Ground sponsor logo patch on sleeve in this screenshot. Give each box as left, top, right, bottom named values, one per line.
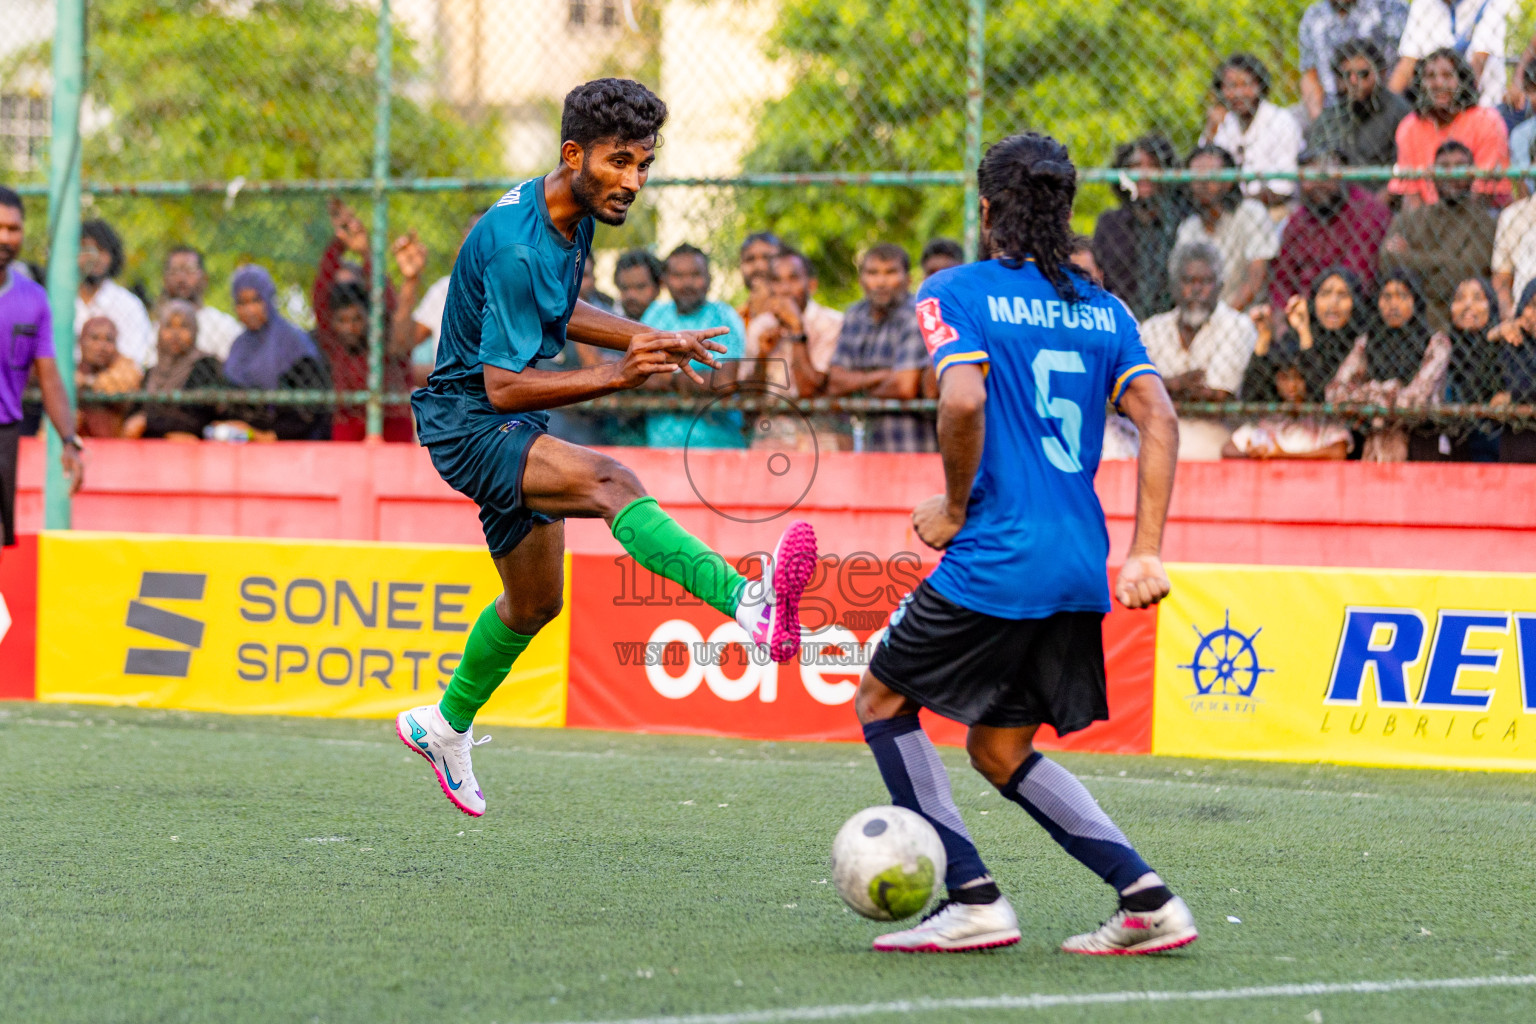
left=915, top=297, right=960, bottom=353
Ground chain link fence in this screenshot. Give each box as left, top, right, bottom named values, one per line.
left=7, top=0, right=1536, bottom=463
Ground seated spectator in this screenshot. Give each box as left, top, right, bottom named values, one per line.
left=1381, top=140, right=1497, bottom=331
left=1225, top=337, right=1353, bottom=459
left=817, top=243, right=933, bottom=452
left=1092, top=134, right=1190, bottom=317
left=1068, top=235, right=1103, bottom=285
left=1390, top=48, right=1510, bottom=208
left=75, top=218, right=154, bottom=369
left=1139, top=241, right=1257, bottom=459
left=1327, top=269, right=1443, bottom=459
left=1177, top=145, right=1278, bottom=312
left=1491, top=150, right=1536, bottom=314
left=160, top=246, right=241, bottom=360
left=614, top=248, right=664, bottom=322
left=1200, top=53, right=1302, bottom=203
left=1505, top=63, right=1536, bottom=188
left=393, top=213, right=480, bottom=387
left=1299, top=0, right=1409, bottom=119
left=641, top=243, right=747, bottom=449
left=75, top=315, right=142, bottom=437
left=225, top=265, right=331, bottom=441
left=919, top=237, right=964, bottom=279
left=1273, top=267, right=1373, bottom=398
left=315, top=199, right=396, bottom=354
left=1306, top=39, right=1413, bottom=171
left=579, top=256, right=616, bottom=313
left=123, top=300, right=224, bottom=440
left=1403, top=276, right=1501, bottom=459
left=1273, top=147, right=1392, bottom=310
left=1391, top=0, right=1514, bottom=109
left=1489, top=278, right=1536, bottom=460
left=736, top=231, right=783, bottom=325
left=744, top=248, right=844, bottom=451
left=317, top=280, right=414, bottom=442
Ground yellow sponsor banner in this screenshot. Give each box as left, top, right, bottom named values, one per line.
left=1153, top=564, right=1536, bottom=771
left=36, top=532, right=567, bottom=727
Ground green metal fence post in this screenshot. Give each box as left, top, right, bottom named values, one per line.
left=961, top=0, right=985, bottom=261
left=44, top=0, right=85, bottom=529
left=366, top=0, right=393, bottom=440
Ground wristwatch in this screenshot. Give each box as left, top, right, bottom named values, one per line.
left=63, top=436, right=84, bottom=451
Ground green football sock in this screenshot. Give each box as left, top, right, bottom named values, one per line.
left=438, top=602, right=534, bottom=732
left=610, top=496, right=746, bottom=617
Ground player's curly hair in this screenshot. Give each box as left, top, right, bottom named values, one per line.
left=561, top=78, right=668, bottom=150
left=978, top=132, right=1080, bottom=303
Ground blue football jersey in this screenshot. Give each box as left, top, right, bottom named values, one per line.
left=412, top=175, right=594, bottom=444
left=915, top=259, right=1158, bottom=618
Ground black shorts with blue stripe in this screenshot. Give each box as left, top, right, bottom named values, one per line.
left=426, top=413, right=561, bottom=558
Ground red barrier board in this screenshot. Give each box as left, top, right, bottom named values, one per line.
left=0, top=535, right=38, bottom=699
left=567, top=553, right=1153, bottom=752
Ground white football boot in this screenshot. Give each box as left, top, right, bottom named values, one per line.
left=734, top=520, right=818, bottom=664
left=395, top=704, right=490, bottom=817
left=872, top=896, right=1022, bottom=953
left=1061, top=895, right=1199, bottom=955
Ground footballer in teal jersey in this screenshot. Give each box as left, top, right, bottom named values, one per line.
left=397, top=79, right=818, bottom=818
left=853, top=133, right=1199, bottom=956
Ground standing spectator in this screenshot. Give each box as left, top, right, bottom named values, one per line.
left=614, top=249, right=664, bottom=321
left=744, top=249, right=844, bottom=450
left=1382, top=140, right=1497, bottom=331
left=160, top=246, right=241, bottom=360
left=75, top=218, right=154, bottom=369
left=1138, top=241, right=1257, bottom=459
left=1391, top=0, right=1517, bottom=109
left=816, top=244, right=934, bottom=452
left=0, top=186, right=80, bottom=548
left=736, top=231, right=783, bottom=325
left=1177, top=145, right=1279, bottom=312
left=393, top=213, right=480, bottom=388
left=1390, top=48, right=1511, bottom=207
left=317, top=280, right=414, bottom=442
left=579, top=257, right=617, bottom=313
left=74, top=316, right=142, bottom=438
left=225, top=265, right=331, bottom=441
left=1506, top=63, right=1536, bottom=189
left=1092, top=134, right=1191, bottom=317
left=1272, top=147, right=1393, bottom=309
left=640, top=244, right=746, bottom=449
left=1306, top=39, right=1413, bottom=170
left=1200, top=53, right=1303, bottom=203
left=1492, top=117, right=1536, bottom=315
left=123, top=301, right=224, bottom=440
left=1327, top=269, right=1443, bottom=459
left=314, top=199, right=396, bottom=351
left=1225, top=336, right=1354, bottom=459
left=1299, top=0, right=1410, bottom=118
left=919, top=237, right=964, bottom=279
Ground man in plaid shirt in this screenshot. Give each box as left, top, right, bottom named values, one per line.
left=820, top=243, right=936, bottom=452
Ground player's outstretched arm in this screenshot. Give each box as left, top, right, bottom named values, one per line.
left=483, top=334, right=715, bottom=413
left=1114, top=372, right=1179, bottom=609
left=567, top=299, right=728, bottom=378
left=912, top=363, right=986, bottom=550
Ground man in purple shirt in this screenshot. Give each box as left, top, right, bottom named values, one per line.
left=1270, top=147, right=1392, bottom=310
left=0, top=186, right=82, bottom=551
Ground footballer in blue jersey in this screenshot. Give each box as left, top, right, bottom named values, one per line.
left=854, top=133, right=1198, bottom=956
left=395, top=79, right=818, bottom=819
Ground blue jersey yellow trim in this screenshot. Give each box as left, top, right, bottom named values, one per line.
left=935, top=350, right=990, bottom=376
left=1111, top=363, right=1159, bottom=405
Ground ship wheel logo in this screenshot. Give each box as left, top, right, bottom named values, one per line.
left=1180, top=610, right=1273, bottom=697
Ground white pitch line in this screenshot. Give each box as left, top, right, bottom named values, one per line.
left=538, top=975, right=1536, bottom=1024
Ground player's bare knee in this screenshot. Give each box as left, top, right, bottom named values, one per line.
left=590, top=457, right=646, bottom=519
left=496, top=589, right=564, bottom=635
left=966, top=733, right=1031, bottom=788
left=855, top=672, right=911, bottom=725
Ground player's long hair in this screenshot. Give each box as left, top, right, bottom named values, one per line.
left=978, top=133, right=1081, bottom=303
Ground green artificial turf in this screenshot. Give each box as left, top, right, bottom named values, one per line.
left=3, top=701, right=1534, bottom=1024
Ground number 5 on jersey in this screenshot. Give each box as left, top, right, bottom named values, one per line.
left=1032, top=349, right=1086, bottom=473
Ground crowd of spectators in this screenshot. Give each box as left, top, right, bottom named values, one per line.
left=9, top=3, right=1536, bottom=464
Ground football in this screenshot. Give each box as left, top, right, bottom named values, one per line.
left=830, top=806, right=947, bottom=921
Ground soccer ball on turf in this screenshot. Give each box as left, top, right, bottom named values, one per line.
left=830, top=806, right=946, bottom=921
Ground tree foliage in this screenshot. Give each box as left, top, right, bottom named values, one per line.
left=740, top=0, right=1313, bottom=302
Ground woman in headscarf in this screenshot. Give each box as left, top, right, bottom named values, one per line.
left=1327, top=269, right=1440, bottom=461
left=1407, top=277, right=1502, bottom=461
left=1278, top=266, right=1369, bottom=399
left=1490, top=278, right=1536, bottom=462
left=224, top=264, right=331, bottom=440
left=123, top=300, right=224, bottom=439
left=1227, top=326, right=1351, bottom=460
